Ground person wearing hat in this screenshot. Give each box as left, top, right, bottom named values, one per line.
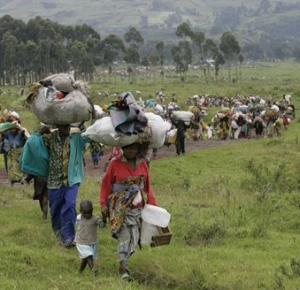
left=100, top=142, right=157, bottom=281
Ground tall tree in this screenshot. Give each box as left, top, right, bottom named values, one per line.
left=148, top=50, right=159, bottom=85
left=124, top=27, right=144, bottom=83
left=0, top=15, right=26, bottom=41
left=171, top=40, right=192, bottom=80
left=124, top=46, right=140, bottom=84
left=214, top=51, right=225, bottom=79
left=100, top=34, right=125, bottom=65
left=74, top=24, right=101, bottom=43
left=155, top=41, right=165, bottom=69
left=175, top=22, right=194, bottom=40
left=124, top=46, right=140, bottom=64
left=99, top=34, right=125, bottom=84
left=42, top=21, right=59, bottom=75
left=155, top=41, right=165, bottom=85
left=238, top=53, right=244, bottom=81
left=17, top=40, right=38, bottom=82
left=203, top=38, right=218, bottom=83
left=67, top=40, right=94, bottom=79
left=0, top=15, right=26, bottom=82
left=192, top=31, right=206, bottom=77
left=219, top=31, right=241, bottom=82
left=124, top=27, right=144, bottom=49
left=1, top=32, right=18, bottom=84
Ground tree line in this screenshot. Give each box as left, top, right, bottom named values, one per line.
left=0, top=15, right=243, bottom=86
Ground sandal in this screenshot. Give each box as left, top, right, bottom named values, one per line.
left=120, top=272, right=132, bottom=281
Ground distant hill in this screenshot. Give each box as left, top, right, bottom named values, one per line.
left=1, top=0, right=300, bottom=55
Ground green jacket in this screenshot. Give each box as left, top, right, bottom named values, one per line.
left=21, top=131, right=89, bottom=188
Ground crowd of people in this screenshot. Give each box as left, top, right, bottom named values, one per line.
left=146, top=93, right=295, bottom=153
left=0, top=106, right=159, bottom=281
left=0, top=88, right=294, bottom=281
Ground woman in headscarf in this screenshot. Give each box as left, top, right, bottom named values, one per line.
left=3, top=125, right=26, bottom=185
left=100, top=142, right=157, bottom=281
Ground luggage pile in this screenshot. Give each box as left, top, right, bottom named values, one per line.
left=82, top=92, right=171, bottom=148
left=26, top=73, right=94, bottom=125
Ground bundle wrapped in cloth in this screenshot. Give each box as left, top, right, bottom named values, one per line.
left=82, top=112, right=171, bottom=148
left=26, top=73, right=94, bottom=125
left=109, top=92, right=148, bottom=135
left=82, top=92, right=171, bottom=148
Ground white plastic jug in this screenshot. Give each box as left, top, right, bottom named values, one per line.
left=141, top=204, right=171, bottom=227
left=140, top=221, right=160, bottom=245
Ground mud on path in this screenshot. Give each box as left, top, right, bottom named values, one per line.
left=0, top=138, right=234, bottom=185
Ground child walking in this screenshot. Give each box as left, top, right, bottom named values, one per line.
left=75, top=199, right=106, bottom=275
left=89, top=141, right=104, bottom=167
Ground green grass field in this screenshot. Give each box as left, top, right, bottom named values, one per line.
left=1, top=61, right=300, bottom=289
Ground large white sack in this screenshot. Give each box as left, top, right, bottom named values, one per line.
left=31, top=87, right=93, bottom=125
left=145, top=112, right=171, bottom=148
left=82, top=116, right=139, bottom=146
left=171, top=110, right=194, bottom=122
left=83, top=113, right=171, bottom=148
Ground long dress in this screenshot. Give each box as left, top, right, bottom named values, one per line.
left=100, top=155, right=157, bottom=272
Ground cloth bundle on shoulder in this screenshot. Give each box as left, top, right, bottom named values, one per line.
left=26, top=73, right=93, bottom=125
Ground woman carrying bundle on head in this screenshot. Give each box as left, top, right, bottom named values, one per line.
left=100, top=142, right=157, bottom=281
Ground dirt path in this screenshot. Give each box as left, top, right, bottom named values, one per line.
left=86, top=138, right=236, bottom=178
left=0, top=138, right=233, bottom=185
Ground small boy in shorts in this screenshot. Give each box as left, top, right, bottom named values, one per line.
left=75, top=199, right=106, bottom=275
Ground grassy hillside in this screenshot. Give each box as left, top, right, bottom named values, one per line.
left=1, top=61, right=300, bottom=289
left=0, top=0, right=299, bottom=46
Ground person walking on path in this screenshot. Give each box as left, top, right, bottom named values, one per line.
left=3, top=124, right=27, bottom=185
left=89, top=140, right=103, bottom=167
left=100, top=142, right=157, bottom=281
left=21, top=124, right=90, bottom=248
left=21, top=174, right=49, bottom=222
left=21, top=126, right=50, bottom=222
left=171, top=119, right=190, bottom=155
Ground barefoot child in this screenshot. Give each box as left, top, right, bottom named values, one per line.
left=75, top=199, right=106, bottom=275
